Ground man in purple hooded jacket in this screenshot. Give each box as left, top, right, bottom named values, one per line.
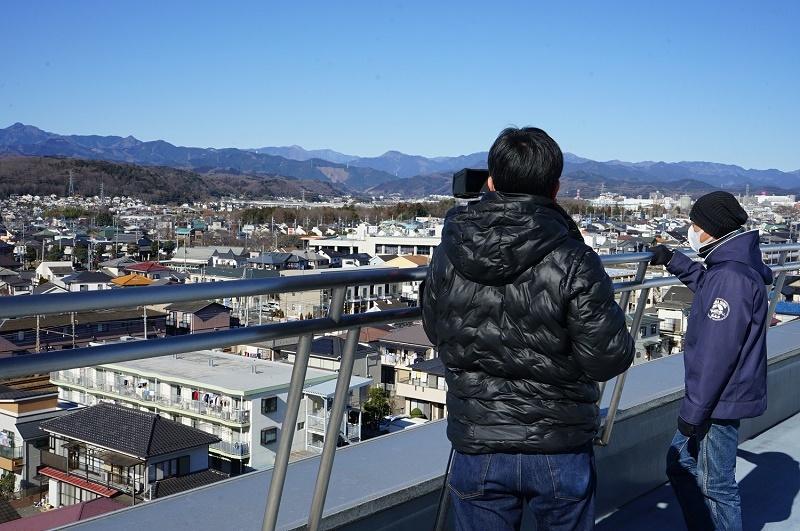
left=650, top=191, right=773, bottom=530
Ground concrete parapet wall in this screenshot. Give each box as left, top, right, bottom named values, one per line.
left=596, top=320, right=800, bottom=517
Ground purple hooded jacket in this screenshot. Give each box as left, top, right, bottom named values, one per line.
left=667, top=229, right=773, bottom=425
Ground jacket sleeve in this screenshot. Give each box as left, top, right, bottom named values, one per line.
left=566, top=249, right=635, bottom=381
left=679, top=269, right=753, bottom=425
left=421, top=266, right=438, bottom=345
left=666, top=251, right=706, bottom=293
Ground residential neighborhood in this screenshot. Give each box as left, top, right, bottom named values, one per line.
left=0, top=187, right=798, bottom=525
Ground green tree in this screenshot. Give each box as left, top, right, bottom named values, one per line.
left=0, top=472, right=15, bottom=500
left=410, top=407, right=427, bottom=419
left=95, top=210, right=114, bottom=227
left=362, top=387, right=392, bottom=429
left=73, top=244, right=88, bottom=265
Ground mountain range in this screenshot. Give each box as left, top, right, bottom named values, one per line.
left=2, top=123, right=799, bottom=200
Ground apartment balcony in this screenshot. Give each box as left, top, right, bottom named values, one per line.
left=395, top=376, right=447, bottom=405
left=53, top=373, right=251, bottom=425
left=0, top=442, right=23, bottom=472
left=40, top=450, right=142, bottom=498
left=4, top=247, right=800, bottom=530
left=210, top=439, right=250, bottom=457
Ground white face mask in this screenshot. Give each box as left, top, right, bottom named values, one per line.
left=688, top=227, right=708, bottom=252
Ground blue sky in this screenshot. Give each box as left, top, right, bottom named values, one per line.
left=2, top=1, right=799, bottom=171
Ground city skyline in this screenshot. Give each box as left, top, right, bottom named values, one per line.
left=2, top=1, right=799, bottom=172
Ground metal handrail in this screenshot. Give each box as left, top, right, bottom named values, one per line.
left=2, top=244, right=799, bottom=529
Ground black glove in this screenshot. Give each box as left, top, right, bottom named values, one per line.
left=677, top=417, right=696, bottom=437
left=650, top=245, right=674, bottom=266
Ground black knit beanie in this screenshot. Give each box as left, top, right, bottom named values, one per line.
left=689, top=191, right=748, bottom=238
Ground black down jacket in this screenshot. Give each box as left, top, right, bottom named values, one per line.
left=422, top=191, right=634, bottom=454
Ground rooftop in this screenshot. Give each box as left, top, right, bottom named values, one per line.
left=63, top=318, right=800, bottom=530
left=40, top=402, right=221, bottom=458
left=102, top=349, right=339, bottom=395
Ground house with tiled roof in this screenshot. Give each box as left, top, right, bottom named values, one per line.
left=38, top=403, right=222, bottom=507
left=39, top=402, right=225, bottom=506
left=31, top=281, right=68, bottom=296
left=290, top=250, right=330, bottom=269
left=377, top=324, right=436, bottom=395
left=97, top=256, right=139, bottom=278
left=34, top=261, right=74, bottom=286
left=247, top=252, right=299, bottom=271
left=369, top=254, right=399, bottom=266
left=382, top=255, right=429, bottom=268
left=341, top=253, right=372, bottom=268
left=0, top=276, right=32, bottom=297
left=163, top=301, right=231, bottom=336
left=0, top=256, right=22, bottom=271
left=123, top=261, right=175, bottom=280
left=60, top=271, right=114, bottom=292
left=0, top=384, right=64, bottom=496
left=316, top=249, right=344, bottom=268
left=167, top=245, right=247, bottom=270
left=397, top=357, right=447, bottom=421
left=110, top=273, right=155, bottom=287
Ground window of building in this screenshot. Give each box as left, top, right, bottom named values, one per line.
left=639, top=326, right=647, bottom=337
left=296, top=422, right=304, bottom=431
left=261, top=427, right=277, bottom=445
left=80, top=285, right=88, bottom=291
left=261, top=396, right=278, bottom=415
left=148, top=455, right=189, bottom=482
left=650, top=324, right=658, bottom=335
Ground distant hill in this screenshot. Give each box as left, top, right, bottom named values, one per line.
left=368, top=169, right=728, bottom=199
left=2, top=123, right=800, bottom=199
left=0, top=123, right=398, bottom=192
left=0, top=156, right=347, bottom=204
left=248, top=145, right=359, bottom=165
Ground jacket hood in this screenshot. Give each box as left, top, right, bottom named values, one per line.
left=705, top=229, right=773, bottom=285
left=441, top=192, right=583, bottom=284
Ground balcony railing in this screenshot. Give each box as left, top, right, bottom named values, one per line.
left=52, top=373, right=252, bottom=424
left=2, top=245, right=800, bottom=530
left=211, top=439, right=250, bottom=457
left=0, top=445, right=23, bottom=460
left=40, top=450, right=139, bottom=494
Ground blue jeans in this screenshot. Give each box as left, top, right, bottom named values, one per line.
left=666, top=419, right=741, bottom=531
left=448, top=443, right=595, bottom=531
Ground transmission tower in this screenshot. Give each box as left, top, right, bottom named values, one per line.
left=68, top=170, right=75, bottom=197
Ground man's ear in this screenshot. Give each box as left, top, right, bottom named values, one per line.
left=487, top=176, right=496, bottom=192
left=551, top=180, right=560, bottom=200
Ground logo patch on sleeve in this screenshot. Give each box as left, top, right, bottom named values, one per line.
left=708, top=298, right=730, bottom=321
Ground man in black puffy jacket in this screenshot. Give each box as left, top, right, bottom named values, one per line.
left=422, top=127, right=635, bottom=531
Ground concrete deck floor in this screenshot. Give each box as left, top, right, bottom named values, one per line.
left=596, top=410, right=800, bottom=530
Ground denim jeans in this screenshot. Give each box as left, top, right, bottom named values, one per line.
left=448, top=443, right=595, bottom=531
left=666, top=419, right=741, bottom=531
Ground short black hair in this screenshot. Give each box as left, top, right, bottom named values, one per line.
left=487, top=127, right=563, bottom=197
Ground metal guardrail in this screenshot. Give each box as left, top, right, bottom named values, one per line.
left=1, top=243, right=799, bottom=530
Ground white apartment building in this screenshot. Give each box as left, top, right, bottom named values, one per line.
left=50, top=350, right=363, bottom=475
left=307, top=224, right=442, bottom=258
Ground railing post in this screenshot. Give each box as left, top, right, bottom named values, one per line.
left=262, top=333, right=313, bottom=531
left=306, top=327, right=361, bottom=531
left=327, top=286, right=347, bottom=323
left=767, top=250, right=789, bottom=328
left=595, top=258, right=650, bottom=446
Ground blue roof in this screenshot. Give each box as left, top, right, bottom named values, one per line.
left=775, top=301, right=800, bottom=315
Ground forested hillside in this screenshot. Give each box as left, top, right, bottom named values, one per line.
left=0, top=156, right=347, bottom=204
